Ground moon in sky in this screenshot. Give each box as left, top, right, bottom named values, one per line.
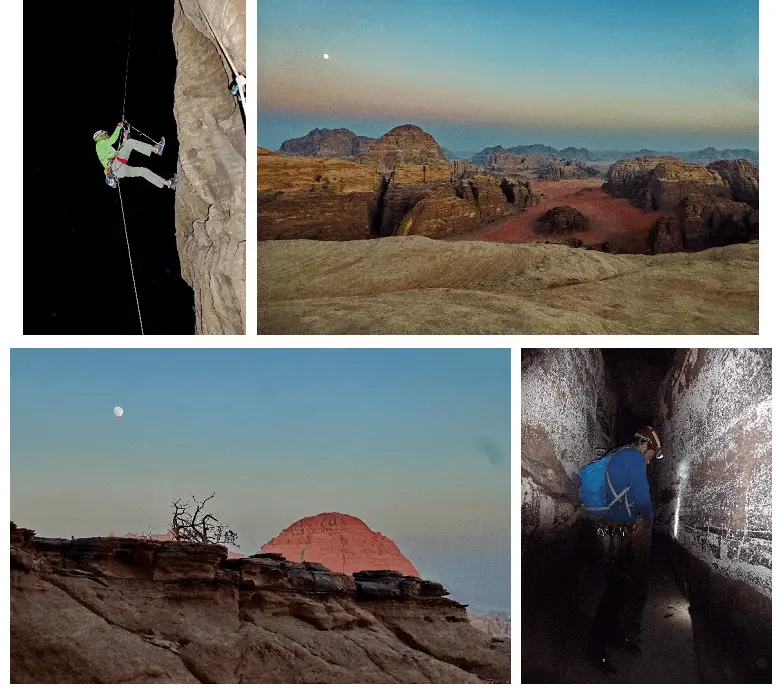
left=113, top=406, right=124, bottom=418
left=323, top=53, right=329, bottom=59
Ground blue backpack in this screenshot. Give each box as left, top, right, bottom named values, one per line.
left=579, top=446, right=633, bottom=519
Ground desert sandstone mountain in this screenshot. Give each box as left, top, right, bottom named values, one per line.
left=11, top=523, right=509, bottom=683
left=260, top=512, right=419, bottom=576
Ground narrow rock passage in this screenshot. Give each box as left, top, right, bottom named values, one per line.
left=522, top=536, right=698, bottom=683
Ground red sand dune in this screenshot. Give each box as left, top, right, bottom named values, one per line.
left=475, top=180, right=665, bottom=254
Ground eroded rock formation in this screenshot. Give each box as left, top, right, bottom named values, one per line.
left=10, top=524, right=509, bottom=683
left=605, top=156, right=759, bottom=253
left=360, top=124, right=448, bottom=170
left=172, top=0, right=245, bottom=333
left=536, top=206, right=589, bottom=235
left=280, top=128, right=377, bottom=158
left=257, top=154, right=383, bottom=240
left=260, top=513, right=420, bottom=577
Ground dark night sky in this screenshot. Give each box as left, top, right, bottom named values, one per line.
left=24, top=1, right=194, bottom=334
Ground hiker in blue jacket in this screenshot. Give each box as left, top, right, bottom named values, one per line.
left=586, top=426, right=662, bottom=675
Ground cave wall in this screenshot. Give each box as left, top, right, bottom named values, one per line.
left=653, top=348, right=771, bottom=599
left=172, top=0, right=246, bottom=334
left=521, top=349, right=616, bottom=550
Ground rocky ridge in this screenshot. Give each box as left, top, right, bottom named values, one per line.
left=280, top=128, right=377, bottom=158
left=11, top=523, right=509, bottom=683
left=172, top=0, right=246, bottom=334
left=260, top=512, right=420, bottom=577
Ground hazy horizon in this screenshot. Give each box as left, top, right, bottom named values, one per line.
left=11, top=349, right=511, bottom=614
left=258, top=0, right=757, bottom=152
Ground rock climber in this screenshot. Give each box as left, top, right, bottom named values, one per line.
left=586, top=426, right=661, bottom=675
left=94, top=122, right=176, bottom=190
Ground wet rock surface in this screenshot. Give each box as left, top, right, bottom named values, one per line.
left=172, top=0, right=246, bottom=333
left=10, top=523, right=509, bottom=683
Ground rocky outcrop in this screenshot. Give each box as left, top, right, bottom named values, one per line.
left=258, top=154, right=383, bottom=240
left=650, top=193, right=754, bottom=253
left=360, top=124, right=448, bottom=170
left=11, top=524, right=509, bottom=683
left=261, top=513, right=419, bottom=577
left=172, top=0, right=245, bottom=334
left=536, top=159, right=604, bottom=180
left=468, top=611, right=511, bottom=640
left=395, top=176, right=537, bottom=239
left=536, top=206, right=589, bottom=235
left=706, top=159, right=759, bottom=208
left=605, top=156, right=758, bottom=253
left=280, top=128, right=377, bottom=158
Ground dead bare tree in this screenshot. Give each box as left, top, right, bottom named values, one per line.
left=168, top=492, right=239, bottom=547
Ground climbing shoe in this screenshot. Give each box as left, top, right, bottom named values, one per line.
left=156, top=136, right=165, bottom=156
left=168, top=173, right=177, bottom=190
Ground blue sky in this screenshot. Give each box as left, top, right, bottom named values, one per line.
left=10, top=348, right=510, bottom=613
left=258, top=0, right=758, bottom=151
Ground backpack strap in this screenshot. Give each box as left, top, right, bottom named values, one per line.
left=604, top=450, right=631, bottom=512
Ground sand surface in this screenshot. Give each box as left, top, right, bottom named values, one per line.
left=461, top=180, right=665, bottom=253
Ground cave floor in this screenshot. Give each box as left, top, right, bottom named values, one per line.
left=521, top=537, right=699, bottom=683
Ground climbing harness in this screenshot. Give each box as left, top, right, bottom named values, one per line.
left=194, top=0, right=247, bottom=118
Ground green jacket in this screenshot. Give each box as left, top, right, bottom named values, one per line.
left=95, top=126, right=122, bottom=170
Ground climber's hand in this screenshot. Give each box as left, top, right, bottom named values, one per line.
left=117, top=121, right=124, bottom=129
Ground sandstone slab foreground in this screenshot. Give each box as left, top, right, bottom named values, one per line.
left=11, top=525, right=509, bottom=683
left=257, top=237, right=758, bottom=334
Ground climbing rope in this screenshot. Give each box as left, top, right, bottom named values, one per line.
left=115, top=4, right=144, bottom=335
left=121, top=4, right=134, bottom=122
left=116, top=181, right=145, bottom=335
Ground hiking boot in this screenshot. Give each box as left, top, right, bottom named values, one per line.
left=156, top=136, right=165, bottom=156
left=168, top=173, right=177, bottom=190
left=587, top=650, right=617, bottom=675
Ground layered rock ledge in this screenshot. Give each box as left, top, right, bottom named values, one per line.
left=11, top=523, right=509, bottom=683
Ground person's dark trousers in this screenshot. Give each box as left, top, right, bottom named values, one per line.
left=588, top=525, right=637, bottom=657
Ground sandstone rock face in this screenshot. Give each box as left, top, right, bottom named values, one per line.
left=536, top=159, right=604, bottom=180
left=604, top=156, right=681, bottom=203
left=605, top=156, right=758, bottom=252
left=536, top=206, right=589, bottom=235
left=706, top=159, right=759, bottom=208
left=650, top=194, right=754, bottom=253
left=258, top=154, right=383, bottom=240
left=258, top=238, right=758, bottom=334
left=260, top=513, right=419, bottom=577
left=172, top=0, right=245, bottom=334
left=11, top=525, right=508, bottom=683
left=468, top=611, right=511, bottom=640
left=395, top=176, right=537, bottom=239
left=280, top=128, right=377, bottom=157
left=360, top=124, right=448, bottom=170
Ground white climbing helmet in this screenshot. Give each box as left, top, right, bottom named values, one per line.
left=93, top=130, right=107, bottom=142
